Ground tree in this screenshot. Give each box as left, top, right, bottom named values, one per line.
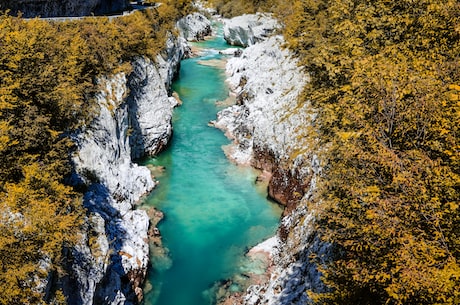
left=0, top=164, right=83, bottom=304
left=277, top=0, right=460, bottom=303
left=0, top=7, right=184, bottom=302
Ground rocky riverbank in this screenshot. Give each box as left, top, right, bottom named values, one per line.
left=213, top=14, right=328, bottom=305
left=63, top=12, right=212, bottom=305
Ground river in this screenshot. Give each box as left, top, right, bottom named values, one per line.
left=142, top=25, right=282, bottom=305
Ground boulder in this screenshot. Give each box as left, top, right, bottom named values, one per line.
left=223, top=13, right=280, bottom=47
left=177, top=12, right=212, bottom=41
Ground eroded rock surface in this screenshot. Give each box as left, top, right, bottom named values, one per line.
left=215, top=15, right=329, bottom=305
left=67, top=73, right=154, bottom=305
left=177, top=12, right=212, bottom=41
left=128, top=57, right=178, bottom=159
left=223, top=13, right=280, bottom=47
left=63, top=13, right=212, bottom=305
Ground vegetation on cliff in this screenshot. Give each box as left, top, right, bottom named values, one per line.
left=215, top=0, right=459, bottom=303
left=281, top=0, right=460, bottom=303
left=0, top=2, right=191, bottom=303
left=208, top=0, right=277, bottom=17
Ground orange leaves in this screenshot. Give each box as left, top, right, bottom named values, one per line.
left=0, top=2, right=198, bottom=302
left=386, top=242, right=460, bottom=304
left=448, top=84, right=460, bottom=102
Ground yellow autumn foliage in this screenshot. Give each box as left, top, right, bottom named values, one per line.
left=0, top=2, right=191, bottom=303
left=276, top=0, right=460, bottom=303
left=208, top=0, right=460, bottom=302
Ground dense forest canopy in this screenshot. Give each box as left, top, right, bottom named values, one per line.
left=283, top=0, right=460, bottom=304
left=213, top=0, right=460, bottom=303
left=0, top=1, right=191, bottom=303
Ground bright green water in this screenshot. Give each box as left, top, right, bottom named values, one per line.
left=142, top=27, right=282, bottom=305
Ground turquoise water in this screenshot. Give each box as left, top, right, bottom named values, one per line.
left=142, top=27, right=282, bottom=305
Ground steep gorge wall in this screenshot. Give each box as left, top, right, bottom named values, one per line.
left=215, top=33, right=313, bottom=212
left=0, top=0, right=129, bottom=17
left=215, top=15, right=328, bottom=304
left=66, top=66, right=161, bottom=305
left=63, top=13, right=211, bottom=305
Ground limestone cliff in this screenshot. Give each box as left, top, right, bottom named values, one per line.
left=215, top=35, right=313, bottom=211
left=128, top=55, right=179, bottom=159
left=62, top=13, right=211, bottom=305
left=222, top=13, right=279, bottom=47
left=215, top=14, right=328, bottom=305
left=177, top=12, right=212, bottom=41
left=0, top=0, right=129, bottom=17
left=66, top=64, right=164, bottom=305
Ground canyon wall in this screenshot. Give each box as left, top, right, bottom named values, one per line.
left=215, top=15, right=329, bottom=304
left=62, top=13, right=210, bottom=305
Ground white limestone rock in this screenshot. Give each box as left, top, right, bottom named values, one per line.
left=69, top=73, right=155, bottom=304
left=119, top=210, right=150, bottom=272
left=223, top=13, right=280, bottom=47
left=193, top=0, right=217, bottom=16
left=63, top=212, right=110, bottom=305
left=156, top=33, right=187, bottom=89
left=128, top=14, right=213, bottom=158
left=248, top=236, right=279, bottom=258
left=215, top=30, right=328, bottom=305
left=73, top=74, right=155, bottom=212
left=214, top=35, right=311, bottom=164
left=177, top=12, right=212, bottom=41
left=243, top=204, right=329, bottom=305
left=219, top=48, right=243, bottom=56
left=65, top=13, right=209, bottom=304
left=128, top=57, right=177, bottom=159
